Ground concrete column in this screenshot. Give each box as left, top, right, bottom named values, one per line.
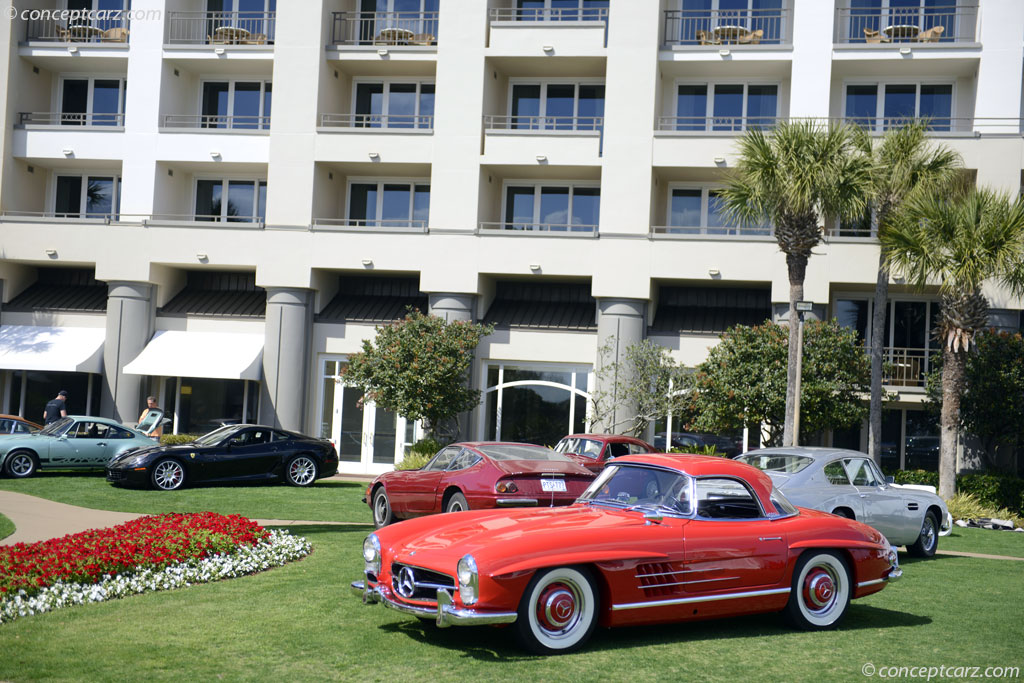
left=594, top=297, right=647, bottom=433
left=428, top=292, right=475, bottom=322
left=788, top=1, right=834, bottom=119
left=101, top=281, right=154, bottom=422
left=260, top=287, right=312, bottom=431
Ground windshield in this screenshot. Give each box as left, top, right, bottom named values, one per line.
left=738, top=453, right=814, bottom=474
left=553, top=437, right=603, bottom=459
left=193, top=424, right=243, bottom=446
left=39, top=417, right=73, bottom=436
left=579, top=464, right=692, bottom=515
left=477, top=445, right=574, bottom=462
left=771, top=489, right=799, bottom=516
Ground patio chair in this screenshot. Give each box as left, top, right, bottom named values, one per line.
left=915, top=25, right=944, bottom=42
left=241, top=33, right=267, bottom=45
left=863, top=28, right=890, bottom=44
left=408, top=32, right=436, bottom=46
left=207, top=34, right=230, bottom=45
left=101, top=27, right=129, bottom=42
left=738, top=28, right=763, bottom=45
left=695, top=30, right=721, bottom=45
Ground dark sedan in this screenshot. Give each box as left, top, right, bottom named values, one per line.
left=106, top=424, right=339, bottom=491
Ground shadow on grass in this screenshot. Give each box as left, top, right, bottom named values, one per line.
left=376, top=603, right=931, bottom=660
left=18, top=470, right=363, bottom=492
left=264, top=524, right=370, bottom=537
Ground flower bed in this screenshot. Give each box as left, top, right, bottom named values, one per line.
left=1, top=513, right=311, bottom=624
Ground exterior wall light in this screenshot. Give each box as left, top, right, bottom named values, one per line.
left=529, top=264, right=541, bottom=271
left=377, top=48, right=388, bottom=56
left=718, top=48, right=730, bottom=56
left=67, top=45, right=77, bottom=53
left=542, top=45, right=554, bottom=53
left=214, top=48, right=225, bottom=55
left=713, top=156, right=726, bottom=163
left=196, top=253, right=208, bottom=261
left=708, top=268, right=720, bottom=276
left=210, top=151, right=221, bottom=159
left=45, top=249, right=57, bottom=256
left=362, top=259, right=374, bottom=266
left=368, top=151, right=380, bottom=159
left=535, top=155, right=547, bottom=162
left=62, top=149, right=73, bottom=156
left=899, top=47, right=911, bottom=55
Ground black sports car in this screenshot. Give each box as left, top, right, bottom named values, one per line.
left=106, top=424, right=339, bottom=491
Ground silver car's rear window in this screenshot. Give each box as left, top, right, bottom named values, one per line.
left=737, top=454, right=814, bottom=474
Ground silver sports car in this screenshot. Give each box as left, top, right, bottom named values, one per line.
left=737, top=447, right=952, bottom=558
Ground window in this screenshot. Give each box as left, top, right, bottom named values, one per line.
left=666, top=186, right=768, bottom=235
left=508, top=82, right=604, bottom=130
left=425, top=446, right=460, bottom=472
left=503, top=183, right=600, bottom=231
left=194, top=179, right=267, bottom=222
left=675, top=82, right=778, bottom=131
left=844, top=458, right=880, bottom=487
left=515, top=0, right=608, bottom=21
left=58, top=77, right=125, bottom=126
left=695, top=477, right=763, bottom=519
left=354, top=82, right=434, bottom=129
left=54, top=174, right=120, bottom=218
left=448, top=451, right=481, bottom=471
left=484, top=363, right=590, bottom=447
left=844, top=82, right=953, bottom=132
left=845, top=0, right=957, bottom=43
left=200, top=81, right=272, bottom=129
left=823, top=461, right=852, bottom=485
left=347, top=181, right=429, bottom=228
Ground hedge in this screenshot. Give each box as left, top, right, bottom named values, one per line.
left=159, top=434, right=201, bottom=446
left=888, top=469, right=1024, bottom=513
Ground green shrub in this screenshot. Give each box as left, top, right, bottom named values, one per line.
left=396, top=452, right=431, bottom=471
left=160, top=434, right=200, bottom=446
left=887, top=468, right=1023, bottom=513
left=945, top=493, right=1023, bottom=528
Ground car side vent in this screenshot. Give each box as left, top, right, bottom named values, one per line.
left=635, top=562, right=686, bottom=597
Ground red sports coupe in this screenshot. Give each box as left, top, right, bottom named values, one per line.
left=354, top=454, right=902, bottom=654
left=552, top=433, right=656, bottom=472
left=364, top=442, right=596, bottom=528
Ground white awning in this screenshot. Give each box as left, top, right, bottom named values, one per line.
left=0, top=325, right=105, bottom=373
left=123, top=330, right=263, bottom=381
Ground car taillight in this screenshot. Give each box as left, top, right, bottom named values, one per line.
left=495, top=480, right=518, bottom=494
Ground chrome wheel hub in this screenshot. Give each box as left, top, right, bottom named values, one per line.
left=290, top=457, right=315, bottom=485
left=536, top=582, right=582, bottom=634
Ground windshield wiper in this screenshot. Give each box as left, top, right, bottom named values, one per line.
left=583, top=499, right=629, bottom=509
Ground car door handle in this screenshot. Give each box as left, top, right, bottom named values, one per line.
left=97, top=442, right=106, bottom=447
left=758, top=536, right=782, bottom=542
left=859, top=493, right=867, bottom=498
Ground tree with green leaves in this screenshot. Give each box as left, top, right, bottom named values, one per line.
left=690, top=319, right=871, bottom=447
left=851, top=122, right=962, bottom=466
left=925, top=330, right=1024, bottom=470
left=717, top=120, right=870, bottom=446
left=341, top=310, right=493, bottom=441
left=882, top=189, right=1024, bottom=498
left=589, top=339, right=691, bottom=438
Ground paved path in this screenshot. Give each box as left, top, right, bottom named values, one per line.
left=935, top=548, right=1024, bottom=561
left=0, top=490, right=369, bottom=546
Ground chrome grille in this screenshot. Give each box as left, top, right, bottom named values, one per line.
left=636, top=562, right=686, bottom=597
left=390, top=563, right=455, bottom=603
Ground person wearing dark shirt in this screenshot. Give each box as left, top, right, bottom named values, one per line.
left=43, top=390, right=68, bottom=425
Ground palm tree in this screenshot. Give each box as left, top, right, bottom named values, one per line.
left=852, top=122, right=962, bottom=466
left=882, top=189, right=1024, bottom=498
left=718, top=120, right=870, bottom=446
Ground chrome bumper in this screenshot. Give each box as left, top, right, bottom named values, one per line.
left=351, top=580, right=518, bottom=628
left=939, top=511, right=953, bottom=536
left=495, top=498, right=538, bottom=507
left=886, top=565, right=903, bottom=582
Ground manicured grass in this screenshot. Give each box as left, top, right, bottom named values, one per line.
left=939, top=526, right=1024, bottom=559
left=0, top=472, right=371, bottom=523
left=0, top=512, right=13, bottom=541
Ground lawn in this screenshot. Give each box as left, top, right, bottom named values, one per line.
left=940, top=526, right=1024, bottom=559
left=1, top=476, right=1022, bottom=682
left=0, top=512, right=12, bottom=541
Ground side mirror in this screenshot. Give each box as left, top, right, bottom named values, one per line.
left=58, top=434, right=68, bottom=440
left=885, top=475, right=895, bottom=485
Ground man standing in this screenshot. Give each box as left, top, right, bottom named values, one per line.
left=43, top=390, right=68, bottom=425
left=138, top=396, right=163, bottom=438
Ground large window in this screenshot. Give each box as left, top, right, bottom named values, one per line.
left=515, top=0, right=609, bottom=21
left=200, top=81, right=272, bottom=130
left=666, top=186, right=768, bottom=235
left=347, top=180, right=430, bottom=228
left=59, top=77, right=125, bottom=126
left=503, top=183, right=600, bottom=231
left=54, top=174, right=120, bottom=218
left=834, top=296, right=941, bottom=386
left=844, top=82, right=953, bottom=132
left=170, top=377, right=259, bottom=435
left=675, top=82, right=778, bottom=131
left=483, top=363, right=590, bottom=447
left=194, top=179, right=267, bottom=222
left=354, top=81, right=434, bottom=128
left=507, top=82, right=604, bottom=130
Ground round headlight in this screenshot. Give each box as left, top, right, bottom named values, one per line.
left=457, top=554, right=478, bottom=606
left=362, top=533, right=381, bottom=575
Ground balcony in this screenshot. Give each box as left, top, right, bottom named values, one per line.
left=651, top=224, right=772, bottom=239
left=834, top=4, right=978, bottom=45
left=488, top=7, right=608, bottom=22
left=17, top=112, right=125, bottom=128
left=25, top=16, right=129, bottom=43
left=478, top=222, right=598, bottom=237
left=311, top=218, right=428, bottom=233
left=330, top=11, right=438, bottom=47
left=663, top=8, right=789, bottom=47
left=162, top=115, right=271, bottom=132
left=487, top=6, right=609, bottom=51
left=0, top=210, right=124, bottom=224
left=878, top=347, right=934, bottom=389
left=164, top=12, right=276, bottom=46
left=657, top=115, right=778, bottom=134
left=320, top=113, right=434, bottom=131
left=484, top=115, right=603, bottom=133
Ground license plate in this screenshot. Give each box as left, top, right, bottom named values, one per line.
left=541, top=479, right=567, bottom=492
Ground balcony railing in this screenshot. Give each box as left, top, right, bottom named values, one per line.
left=147, top=213, right=265, bottom=227
left=479, top=222, right=598, bottom=236
left=652, top=224, right=773, bottom=238
left=18, top=111, right=125, bottom=127
left=835, top=4, right=977, bottom=44
left=484, top=115, right=603, bottom=132
left=0, top=210, right=121, bottom=222
left=663, top=8, right=788, bottom=46
left=657, top=116, right=778, bottom=133
left=312, top=218, right=428, bottom=232
left=320, top=113, right=434, bottom=130
left=163, top=114, right=271, bottom=131
left=489, top=7, right=609, bottom=22
left=165, top=11, right=275, bottom=45
left=877, top=347, right=935, bottom=388
left=25, top=16, right=129, bottom=43
left=330, top=11, right=438, bottom=46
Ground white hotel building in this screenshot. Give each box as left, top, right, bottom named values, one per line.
left=0, top=0, right=1022, bottom=475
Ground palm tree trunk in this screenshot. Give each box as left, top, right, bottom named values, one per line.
left=868, top=251, right=888, bottom=464
left=939, top=346, right=965, bottom=500
left=783, top=253, right=806, bottom=447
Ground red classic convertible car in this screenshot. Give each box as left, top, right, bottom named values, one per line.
left=364, top=442, right=596, bottom=528
left=354, top=454, right=901, bottom=654
left=552, top=433, right=655, bottom=472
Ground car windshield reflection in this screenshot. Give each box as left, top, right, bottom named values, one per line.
left=39, top=417, right=73, bottom=436
left=738, top=453, right=814, bottom=474
left=193, top=424, right=244, bottom=446
left=579, top=464, right=692, bottom=515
